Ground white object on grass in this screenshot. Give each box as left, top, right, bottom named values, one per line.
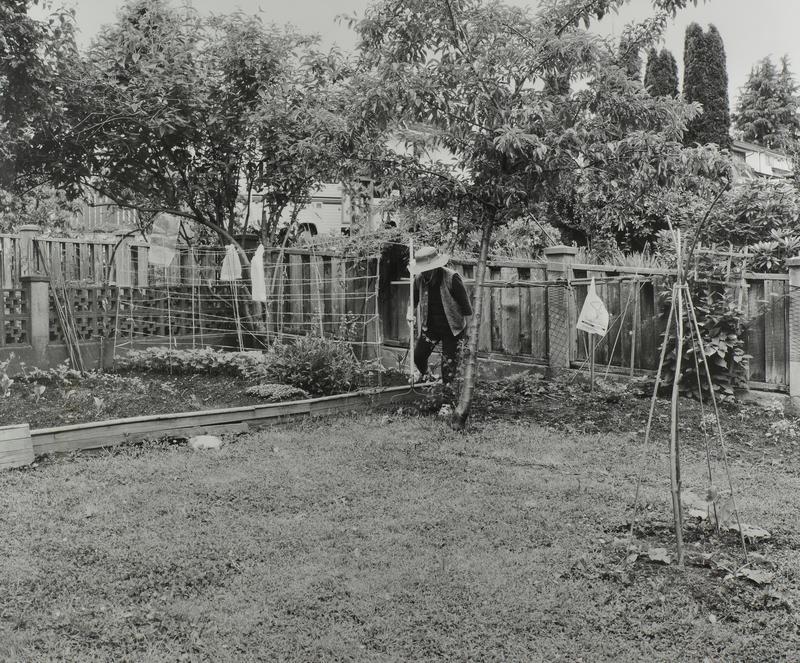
left=189, top=435, right=223, bottom=451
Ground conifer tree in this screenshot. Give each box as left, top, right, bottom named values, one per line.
left=734, top=55, right=800, bottom=149
left=683, top=23, right=730, bottom=147
left=644, top=48, right=679, bottom=97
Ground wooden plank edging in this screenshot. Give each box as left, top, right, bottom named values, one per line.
left=30, top=384, right=427, bottom=456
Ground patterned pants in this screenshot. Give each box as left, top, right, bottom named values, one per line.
left=413, top=329, right=463, bottom=384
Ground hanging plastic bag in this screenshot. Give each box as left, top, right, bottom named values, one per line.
left=250, top=244, right=267, bottom=302
left=219, top=244, right=242, bottom=281
left=576, top=278, right=609, bottom=336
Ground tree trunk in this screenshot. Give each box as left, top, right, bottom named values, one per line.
left=453, top=216, right=493, bottom=430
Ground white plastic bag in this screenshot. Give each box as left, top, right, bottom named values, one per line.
left=576, top=278, right=609, bottom=336
left=219, top=244, right=242, bottom=281
left=250, top=244, right=267, bottom=302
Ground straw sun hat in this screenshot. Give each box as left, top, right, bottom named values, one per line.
left=409, top=246, right=450, bottom=275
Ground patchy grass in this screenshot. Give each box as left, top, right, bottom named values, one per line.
left=2, top=409, right=799, bottom=661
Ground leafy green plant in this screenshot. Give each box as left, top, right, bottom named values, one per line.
left=245, top=383, right=310, bottom=402
left=21, top=360, right=83, bottom=386
left=0, top=354, right=14, bottom=398
left=30, top=383, right=46, bottom=402
left=745, top=232, right=800, bottom=274
left=257, top=336, right=362, bottom=397
left=479, top=372, right=547, bottom=405
left=115, top=347, right=270, bottom=378
left=115, top=341, right=368, bottom=397
left=663, top=286, right=750, bottom=401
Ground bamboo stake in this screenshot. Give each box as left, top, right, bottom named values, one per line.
left=232, top=280, right=245, bottom=352
left=589, top=334, right=596, bottom=392
left=686, top=293, right=720, bottom=531
left=628, top=297, right=675, bottom=541
left=374, top=256, right=384, bottom=387
left=198, top=284, right=205, bottom=348
left=685, top=287, right=749, bottom=563
left=670, top=282, right=686, bottom=566
left=112, top=285, right=121, bottom=369
left=191, top=282, right=196, bottom=350
left=670, top=226, right=686, bottom=566
left=408, top=237, right=416, bottom=386
left=630, top=278, right=639, bottom=377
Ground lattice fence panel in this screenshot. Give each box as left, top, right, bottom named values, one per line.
left=49, top=286, right=118, bottom=342
left=2, top=288, right=28, bottom=346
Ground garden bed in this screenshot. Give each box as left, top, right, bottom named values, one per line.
left=0, top=372, right=263, bottom=429
left=0, top=342, right=407, bottom=430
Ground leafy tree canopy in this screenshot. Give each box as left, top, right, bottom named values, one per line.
left=351, top=0, right=715, bottom=424
left=733, top=55, right=800, bottom=151
left=0, top=0, right=78, bottom=190
left=46, top=0, right=366, bottom=258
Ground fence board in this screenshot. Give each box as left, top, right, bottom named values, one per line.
left=1, top=237, right=15, bottom=288
left=765, top=279, right=787, bottom=385
left=746, top=279, right=766, bottom=382
left=530, top=276, right=548, bottom=361
left=500, top=267, right=521, bottom=355
left=518, top=268, right=532, bottom=356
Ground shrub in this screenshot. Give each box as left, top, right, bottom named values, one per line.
left=258, top=335, right=361, bottom=396
left=745, top=232, right=800, bottom=274
left=663, top=286, right=750, bottom=401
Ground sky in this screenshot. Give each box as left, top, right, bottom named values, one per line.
left=51, top=0, right=800, bottom=110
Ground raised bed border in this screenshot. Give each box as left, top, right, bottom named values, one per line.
left=30, top=384, right=431, bottom=457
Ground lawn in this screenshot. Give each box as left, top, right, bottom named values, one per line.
left=2, top=400, right=800, bottom=661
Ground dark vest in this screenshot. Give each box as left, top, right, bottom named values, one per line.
left=418, top=268, right=468, bottom=336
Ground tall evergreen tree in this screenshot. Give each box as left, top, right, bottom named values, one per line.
left=644, top=47, right=679, bottom=97
left=683, top=23, right=730, bottom=147
left=735, top=55, right=800, bottom=149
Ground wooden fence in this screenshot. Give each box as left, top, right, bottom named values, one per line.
left=568, top=264, right=789, bottom=390
left=1, top=287, right=28, bottom=348
left=382, top=258, right=550, bottom=364
left=0, top=239, right=795, bottom=394
left=0, top=229, right=224, bottom=289
left=382, top=253, right=792, bottom=392
left=0, top=244, right=382, bottom=368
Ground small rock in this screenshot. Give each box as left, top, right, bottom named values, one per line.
left=188, top=435, right=223, bottom=451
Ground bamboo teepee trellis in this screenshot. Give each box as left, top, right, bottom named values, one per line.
left=629, top=227, right=748, bottom=566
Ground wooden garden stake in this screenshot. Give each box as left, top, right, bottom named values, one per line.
left=630, top=278, right=639, bottom=377
left=670, top=229, right=686, bottom=566
left=589, top=334, right=596, bottom=392
left=670, top=282, right=685, bottom=566
left=408, top=237, right=416, bottom=386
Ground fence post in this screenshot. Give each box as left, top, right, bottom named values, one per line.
left=18, top=224, right=40, bottom=278
left=788, top=257, right=800, bottom=411
left=22, top=275, right=49, bottom=363
left=112, top=231, right=133, bottom=287
left=544, top=245, right=578, bottom=375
